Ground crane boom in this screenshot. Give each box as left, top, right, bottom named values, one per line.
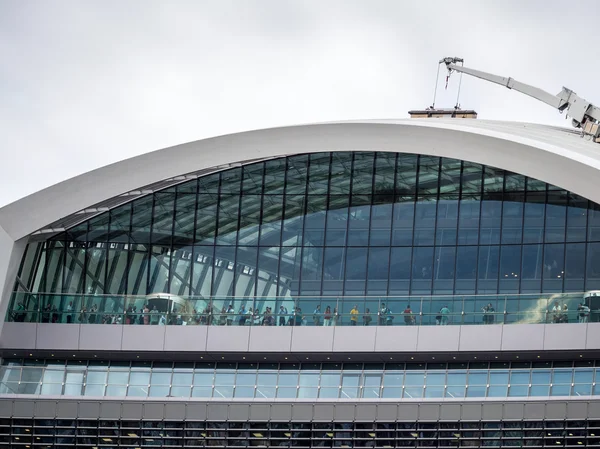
left=440, top=57, right=600, bottom=143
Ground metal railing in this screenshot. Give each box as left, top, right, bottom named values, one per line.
left=5, top=291, right=595, bottom=327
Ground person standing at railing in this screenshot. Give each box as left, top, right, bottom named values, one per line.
left=332, top=307, right=340, bottom=326
left=294, top=307, right=304, bottom=326
left=350, top=305, right=359, bottom=326
left=403, top=305, right=415, bottom=325
left=150, top=306, right=159, bottom=325
left=561, top=304, right=569, bottom=323
left=578, top=303, right=590, bottom=323
left=51, top=305, right=59, bottom=324
left=379, top=303, right=390, bottom=326
left=238, top=305, right=247, bottom=326
left=278, top=305, right=288, bottom=326
left=439, top=305, right=450, bottom=326
left=363, top=308, right=372, bottom=326
left=226, top=305, right=235, bottom=326
left=79, top=307, right=87, bottom=324
left=66, top=301, right=73, bottom=324
left=312, top=305, right=322, bottom=326
left=125, top=305, right=133, bottom=325
left=551, top=301, right=561, bottom=323
left=142, top=304, right=150, bottom=325
left=487, top=304, right=495, bottom=324
left=323, top=306, right=332, bottom=326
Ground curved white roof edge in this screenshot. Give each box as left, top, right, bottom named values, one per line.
left=1, top=118, right=599, bottom=242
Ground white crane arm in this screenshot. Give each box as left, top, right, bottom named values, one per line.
left=440, top=57, right=600, bottom=142
left=445, top=62, right=567, bottom=110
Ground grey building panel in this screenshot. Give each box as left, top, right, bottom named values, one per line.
left=100, top=402, right=122, bottom=419
left=334, top=404, right=355, bottom=422
left=121, top=402, right=144, bottom=420
left=36, top=323, right=80, bottom=350
left=248, top=326, right=292, bottom=352
left=206, top=403, right=228, bottom=421
left=292, top=404, right=314, bottom=421
left=544, top=323, right=586, bottom=350
left=439, top=404, right=461, bottom=421
left=164, top=326, right=207, bottom=352
left=228, top=404, right=250, bottom=421
left=164, top=403, right=186, bottom=420
left=501, top=324, right=545, bottom=351
left=0, top=322, right=36, bottom=349
left=374, top=326, right=418, bottom=352
left=418, top=404, right=440, bottom=421
left=121, top=325, right=166, bottom=351
left=461, top=403, right=482, bottom=421
left=313, top=404, right=335, bottom=422
left=459, top=324, right=502, bottom=352
left=586, top=323, right=600, bottom=350
left=566, top=402, right=588, bottom=420
left=34, top=400, right=56, bottom=418
left=249, top=404, right=270, bottom=421
left=354, top=404, right=377, bottom=422
left=80, top=324, right=123, bottom=351
left=417, top=326, right=460, bottom=352
left=333, top=326, right=376, bottom=352
left=587, top=402, right=600, bottom=419
left=143, top=403, right=165, bottom=420
left=481, top=403, right=503, bottom=421
left=503, top=403, right=524, bottom=420
left=78, top=401, right=101, bottom=419
left=397, top=403, right=418, bottom=421
left=544, top=402, right=567, bottom=420
left=56, top=400, right=78, bottom=418
left=291, top=327, right=334, bottom=352
left=377, top=404, right=398, bottom=421
left=524, top=403, right=546, bottom=420
left=185, top=403, right=207, bottom=421
left=0, top=400, right=12, bottom=417
left=270, top=404, right=292, bottom=422
left=12, top=400, right=34, bottom=418
left=206, top=327, right=250, bottom=352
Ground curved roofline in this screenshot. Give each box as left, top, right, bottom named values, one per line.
left=1, top=118, right=599, bottom=241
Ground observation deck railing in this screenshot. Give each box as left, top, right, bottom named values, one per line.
left=5, top=291, right=595, bottom=327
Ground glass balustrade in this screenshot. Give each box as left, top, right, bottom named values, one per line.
left=5, top=291, right=594, bottom=326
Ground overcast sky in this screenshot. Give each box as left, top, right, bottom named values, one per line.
left=1, top=0, right=599, bottom=207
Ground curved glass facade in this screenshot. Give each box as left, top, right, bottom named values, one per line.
left=13, top=152, right=600, bottom=303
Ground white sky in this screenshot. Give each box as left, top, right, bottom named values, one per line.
left=1, top=0, right=599, bottom=207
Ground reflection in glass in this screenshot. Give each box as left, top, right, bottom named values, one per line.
left=12, top=151, right=600, bottom=306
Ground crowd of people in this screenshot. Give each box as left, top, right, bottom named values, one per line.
left=10, top=299, right=594, bottom=326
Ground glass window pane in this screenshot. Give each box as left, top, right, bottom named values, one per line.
left=552, top=370, right=573, bottom=384
left=392, top=196, right=415, bottom=246
left=510, top=371, right=530, bottom=384
left=411, top=247, right=433, bottom=293
left=148, top=386, right=170, bottom=397
left=565, top=243, right=585, bottom=291
left=480, top=193, right=502, bottom=245
left=467, top=371, right=488, bottom=385
left=501, top=194, right=523, bottom=244
left=457, top=196, right=480, bottom=245
left=523, top=192, right=546, bottom=243
left=499, top=245, right=521, bottom=293
left=543, top=244, right=565, bottom=293
left=172, top=371, right=193, bottom=386
left=447, top=372, right=467, bottom=386
left=414, top=196, right=436, bottom=246
left=418, top=156, right=440, bottom=195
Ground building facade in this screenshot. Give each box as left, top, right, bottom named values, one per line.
left=1, top=120, right=600, bottom=447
